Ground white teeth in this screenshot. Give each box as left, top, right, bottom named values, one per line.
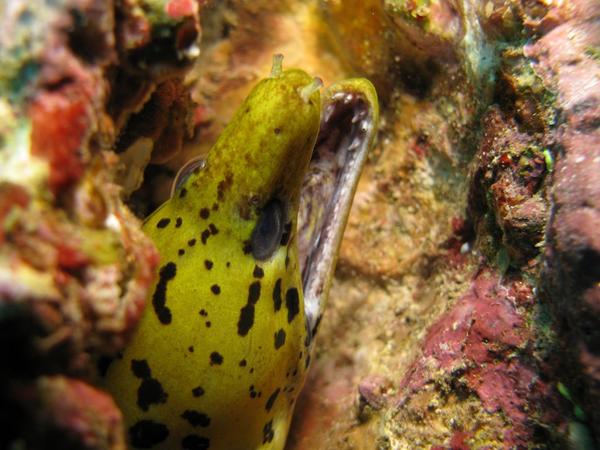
left=360, top=120, right=370, bottom=133
left=348, top=136, right=362, bottom=151
left=343, top=93, right=353, bottom=104
left=323, top=105, right=335, bottom=123
left=354, top=109, right=368, bottom=123
left=336, top=136, right=351, bottom=168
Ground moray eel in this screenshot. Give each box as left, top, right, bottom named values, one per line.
left=103, top=57, right=378, bottom=450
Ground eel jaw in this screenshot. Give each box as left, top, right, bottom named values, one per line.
left=298, top=83, right=378, bottom=339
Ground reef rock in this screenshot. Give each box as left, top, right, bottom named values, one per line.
left=0, top=0, right=200, bottom=447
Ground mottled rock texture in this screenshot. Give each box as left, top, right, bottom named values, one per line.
left=527, top=2, right=600, bottom=438
left=0, top=0, right=200, bottom=448
left=392, top=272, right=565, bottom=448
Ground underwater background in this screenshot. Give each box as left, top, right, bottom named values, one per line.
left=0, top=0, right=599, bottom=449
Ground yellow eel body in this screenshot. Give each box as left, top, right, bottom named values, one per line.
left=103, top=60, right=378, bottom=450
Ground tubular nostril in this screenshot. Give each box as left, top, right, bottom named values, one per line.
left=298, top=77, right=323, bottom=103
left=270, top=53, right=284, bottom=78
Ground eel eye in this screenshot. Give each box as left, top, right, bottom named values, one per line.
left=170, top=156, right=206, bottom=197
left=251, top=199, right=284, bottom=260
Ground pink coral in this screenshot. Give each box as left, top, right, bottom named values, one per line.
left=396, top=271, right=564, bottom=448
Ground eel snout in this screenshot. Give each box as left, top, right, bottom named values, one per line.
left=298, top=82, right=378, bottom=338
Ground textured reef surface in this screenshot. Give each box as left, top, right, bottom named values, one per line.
left=1, top=0, right=599, bottom=449
left=0, top=0, right=200, bottom=448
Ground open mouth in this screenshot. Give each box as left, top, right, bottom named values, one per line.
left=298, top=86, right=377, bottom=335
left=125, top=79, right=377, bottom=340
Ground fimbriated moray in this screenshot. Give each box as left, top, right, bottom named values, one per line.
left=103, top=56, right=379, bottom=450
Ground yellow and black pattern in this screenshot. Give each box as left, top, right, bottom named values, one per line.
left=103, top=67, right=321, bottom=450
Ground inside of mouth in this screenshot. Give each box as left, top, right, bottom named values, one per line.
left=297, top=92, right=371, bottom=290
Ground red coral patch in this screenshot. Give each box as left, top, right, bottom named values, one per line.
left=0, top=183, right=30, bottom=244
left=165, top=0, right=197, bottom=19
left=30, top=90, right=89, bottom=195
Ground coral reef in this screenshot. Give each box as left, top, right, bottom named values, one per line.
left=530, top=4, right=600, bottom=438
left=9, top=376, right=125, bottom=449
left=391, top=271, right=565, bottom=448
left=1, top=0, right=599, bottom=448
left=0, top=0, right=200, bottom=447
left=281, top=0, right=598, bottom=448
